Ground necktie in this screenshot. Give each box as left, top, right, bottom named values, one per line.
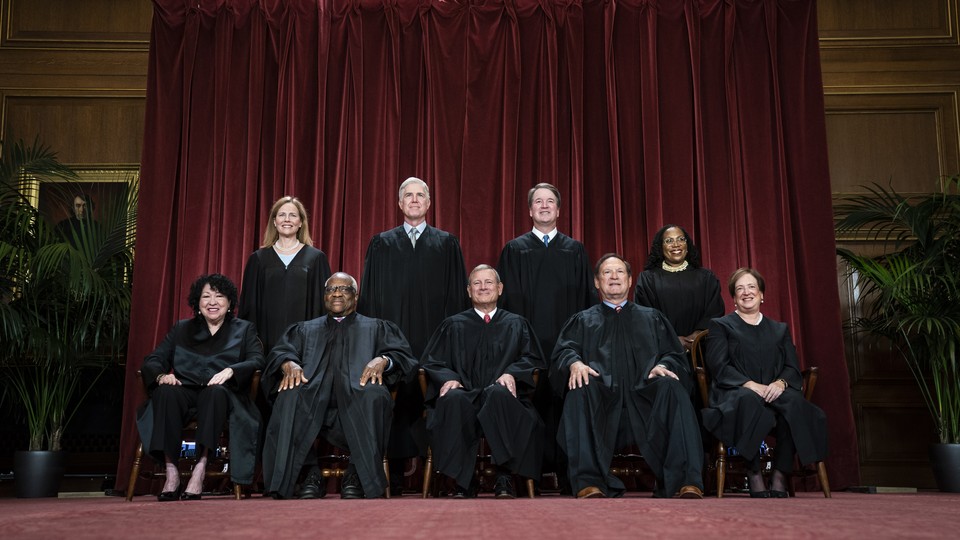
left=484, top=314, right=491, bottom=324
left=543, top=234, right=550, bottom=247
left=410, top=228, right=419, bottom=248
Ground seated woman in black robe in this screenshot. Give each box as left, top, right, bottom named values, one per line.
left=137, top=274, right=265, bottom=501
left=634, top=224, right=724, bottom=352
left=702, top=268, right=828, bottom=498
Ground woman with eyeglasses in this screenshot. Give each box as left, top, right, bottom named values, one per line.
left=137, top=273, right=264, bottom=500
left=634, top=224, right=725, bottom=352
left=238, top=196, right=331, bottom=355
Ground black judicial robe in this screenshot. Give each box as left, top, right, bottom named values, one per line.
left=421, top=309, right=546, bottom=488
left=497, top=231, right=596, bottom=356
left=358, top=224, right=468, bottom=457
left=551, top=303, right=704, bottom=497
left=260, top=313, right=416, bottom=499
left=702, top=313, right=828, bottom=465
left=137, top=317, right=264, bottom=484
left=239, top=245, right=331, bottom=353
left=634, top=267, right=725, bottom=338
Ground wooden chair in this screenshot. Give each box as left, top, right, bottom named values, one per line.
left=419, top=369, right=537, bottom=498
left=690, top=331, right=831, bottom=498
left=126, top=370, right=261, bottom=501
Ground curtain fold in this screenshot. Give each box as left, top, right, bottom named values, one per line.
left=119, top=0, right=858, bottom=491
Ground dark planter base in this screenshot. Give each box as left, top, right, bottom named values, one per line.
left=929, top=443, right=960, bottom=493
left=14, top=450, right=65, bottom=498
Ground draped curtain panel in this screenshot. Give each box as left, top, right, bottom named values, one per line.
left=119, top=0, right=859, bottom=490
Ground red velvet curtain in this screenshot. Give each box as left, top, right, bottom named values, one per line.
left=119, top=0, right=859, bottom=490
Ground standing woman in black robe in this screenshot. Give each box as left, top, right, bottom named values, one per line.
left=137, top=274, right=264, bottom=501
left=702, top=268, right=828, bottom=497
left=634, top=224, right=724, bottom=352
left=239, top=196, right=331, bottom=354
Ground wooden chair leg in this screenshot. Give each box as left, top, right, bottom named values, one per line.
left=526, top=478, right=535, bottom=498
left=716, top=445, right=726, bottom=498
left=233, top=483, right=242, bottom=500
left=383, top=457, right=391, bottom=499
left=422, top=449, right=433, bottom=499
left=126, top=442, right=144, bottom=502
left=816, top=461, right=831, bottom=498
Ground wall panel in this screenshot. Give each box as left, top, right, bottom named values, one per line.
left=1, top=0, right=151, bottom=48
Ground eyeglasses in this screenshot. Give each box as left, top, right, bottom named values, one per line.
left=663, top=236, right=687, bottom=245
left=324, top=285, right=356, bottom=295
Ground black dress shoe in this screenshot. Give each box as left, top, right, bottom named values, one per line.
left=494, top=475, right=516, bottom=499
left=298, top=470, right=326, bottom=499
left=180, top=491, right=201, bottom=501
left=340, top=471, right=365, bottom=499
left=749, top=490, right=772, bottom=498
left=769, top=490, right=789, bottom=498
left=157, top=484, right=183, bottom=502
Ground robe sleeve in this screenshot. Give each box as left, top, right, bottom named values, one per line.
left=497, top=242, right=525, bottom=314
left=226, top=321, right=266, bottom=394
left=358, top=235, right=384, bottom=317
left=376, top=319, right=417, bottom=386
left=503, top=317, right=546, bottom=389
left=776, top=324, right=804, bottom=389
left=695, top=271, right=726, bottom=331
left=441, top=236, right=469, bottom=315
left=261, top=323, right=306, bottom=401
left=141, top=324, right=179, bottom=390
left=238, top=251, right=261, bottom=323
left=419, top=319, right=462, bottom=403
left=704, top=318, right=750, bottom=389
left=649, top=311, right=688, bottom=379
left=549, top=313, right=586, bottom=396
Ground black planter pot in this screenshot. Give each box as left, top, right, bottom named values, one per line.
left=13, top=450, right=65, bottom=498
left=929, top=443, right=960, bottom=493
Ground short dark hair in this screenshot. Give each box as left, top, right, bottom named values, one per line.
left=643, top=224, right=703, bottom=271
left=187, top=273, right=239, bottom=318
left=594, top=253, right=631, bottom=277
left=527, top=183, right=561, bottom=208
left=727, top=267, right=765, bottom=298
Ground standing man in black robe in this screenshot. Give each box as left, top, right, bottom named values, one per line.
left=421, top=264, right=545, bottom=498
left=359, top=176, right=468, bottom=494
left=496, top=182, right=596, bottom=490
left=552, top=254, right=704, bottom=499
left=261, top=272, right=416, bottom=499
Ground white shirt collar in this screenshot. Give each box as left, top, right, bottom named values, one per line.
left=404, top=222, right=427, bottom=236
left=532, top=227, right=558, bottom=242
left=475, top=308, right=497, bottom=320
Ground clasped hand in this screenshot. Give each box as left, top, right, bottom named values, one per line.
left=744, top=380, right=784, bottom=403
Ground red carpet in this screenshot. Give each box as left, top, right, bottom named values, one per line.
left=1, top=491, right=958, bottom=539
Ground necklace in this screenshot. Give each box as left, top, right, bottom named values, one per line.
left=662, top=260, right=689, bottom=272
left=274, top=240, right=301, bottom=252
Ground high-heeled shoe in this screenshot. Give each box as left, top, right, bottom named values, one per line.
left=157, top=483, right=183, bottom=502
left=769, top=489, right=789, bottom=498
left=180, top=491, right=202, bottom=501
left=749, top=490, right=771, bottom=498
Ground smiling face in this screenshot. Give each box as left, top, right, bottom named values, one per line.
left=528, top=187, right=560, bottom=231
left=199, top=284, right=229, bottom=327
left=399, top=182, right=431, bottom=225
left=467, top=268, right=503, bottom=310
left=274, top=202, right=303, bottom=240
left=594, top=256, right=632, bottom=304
left=323, top=275, right=358, bottom=317
left=733, top=273, right=763, bottom=314
left=660, top=226, right=688, bottom=267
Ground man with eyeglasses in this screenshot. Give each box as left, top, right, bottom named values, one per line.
left=552, top=254, right=704, bottom=499
left=358, top=176, right=468, bottom=495
left=261, top=272, right=417, bottom=499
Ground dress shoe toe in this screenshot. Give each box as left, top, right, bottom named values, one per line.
left=576, top=486, right=604, bottom=499
left=769, top=489, right=789, bottom=498
left=677, top=485, right=703, bottom=499
left=180, top=491, right=201, bottom=501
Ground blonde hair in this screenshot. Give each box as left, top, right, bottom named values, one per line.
left=261, top=196, right=314, bottom=247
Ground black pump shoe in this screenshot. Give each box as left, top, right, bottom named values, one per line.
left=749, top=490, right=771, bottom=498
left=157, top=484, right=183, bottom=502
left=769, top=490, right=789, bottom=498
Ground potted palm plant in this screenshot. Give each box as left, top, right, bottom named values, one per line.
left=835, top=175, right=960, bottom=492
left=0, top=139, right=137, bottom=497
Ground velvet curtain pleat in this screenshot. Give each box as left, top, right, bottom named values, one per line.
left=118, top=0, right=859, bottom=491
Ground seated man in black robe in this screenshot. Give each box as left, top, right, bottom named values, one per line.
left=552, top=254, right=705, bottom=499
left=421, top=264, right=546, bottom=498
left=261, top=272, right=416, bottom=499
